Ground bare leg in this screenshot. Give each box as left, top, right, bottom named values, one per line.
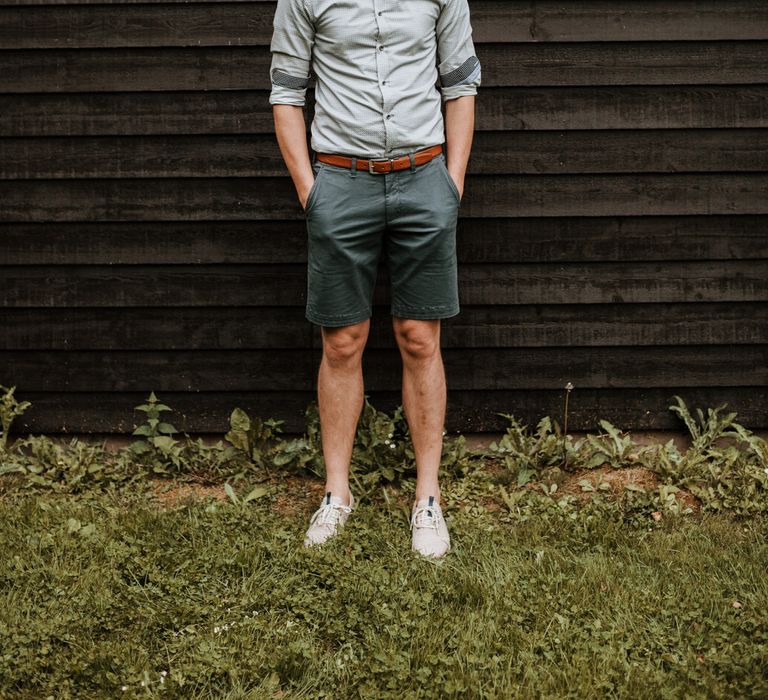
left=317, top=319, right=370, bottom=505
left=392, top=317, right=445, bottom=506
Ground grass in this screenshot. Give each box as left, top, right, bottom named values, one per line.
left=1, top=462, right=767, bottom=699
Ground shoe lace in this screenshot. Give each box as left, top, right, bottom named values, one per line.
left=312, top=501, right=352, bottom=526
left=411, top=504, right=440, bottom=531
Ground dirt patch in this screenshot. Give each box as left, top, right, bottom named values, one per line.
left=558, top=465, right=700, bottom=512
left=271, top=475, right=326, bottom=517
left=148, top=475, right=329, bottom=515
left=560, top=465, right=660, bottom=497
left=478, top=497, right=504, bottom=513
left=150, top=479, right=228, bottom=508
left=476, top=457, right=507, bottom=478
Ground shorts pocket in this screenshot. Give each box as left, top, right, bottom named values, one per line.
left=436, top=155, right=461, bottom=204
left=303, top=164, right=326, bottom=214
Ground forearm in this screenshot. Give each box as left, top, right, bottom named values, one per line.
left=443, top=95, right=475, bottom=194
left=272, top=104, right=314, bottom=206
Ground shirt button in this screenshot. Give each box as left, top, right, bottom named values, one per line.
left=386, top=114, right=392, bottom=119
left=379, top=45, right=384, bottom=51
left=378, top=10, right=382, bottom=15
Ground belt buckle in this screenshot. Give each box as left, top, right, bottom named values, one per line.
left=368, top=158, right=393, bottom=174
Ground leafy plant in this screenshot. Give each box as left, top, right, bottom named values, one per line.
left=0, top=433, right=142, bottom=492
left=178, top=435, right=244, bottom=480
left=270, top=400, right=325, bottom=478
left=670, top=395, right=739, bottom=452
left=224, top=407, right=285, bottom=471
left=127, top=391, right=184, bottom=473
left=223, top=481, right=270, bottom=507
left=650, top=395, right=768, bottom=515
left=0, top=384, right=31, bottom=452
left=487, top=414, right=579, bottom=486
left=583, top=419, right=652, bottom=469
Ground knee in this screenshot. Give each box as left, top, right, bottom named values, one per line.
left=321, top=324, right=368, bottom=366
left=394, top=321, right=440, bottom=361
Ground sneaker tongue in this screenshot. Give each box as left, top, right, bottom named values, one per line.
left=324, top=491, right=347, bottom=507
left=416, top=495, right=437, bottom=516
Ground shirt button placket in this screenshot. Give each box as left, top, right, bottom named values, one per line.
left=373, top=0, right=390, bottom=153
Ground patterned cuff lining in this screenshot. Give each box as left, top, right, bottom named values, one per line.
left=440, top=55, right=481, bottom=88
left=271, top=68, right=309, bottom=90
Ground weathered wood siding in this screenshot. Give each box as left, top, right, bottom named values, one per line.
left=1, top=1, right=766, bottom=433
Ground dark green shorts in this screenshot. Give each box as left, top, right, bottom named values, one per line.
left=302, top=145, right=461, bottom=327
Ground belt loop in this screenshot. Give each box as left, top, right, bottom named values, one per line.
left=350, top=157, right=357, bottom=178
left=311, top=150, right=316, bottom=166
left=408, top=150, right=416, bottom=172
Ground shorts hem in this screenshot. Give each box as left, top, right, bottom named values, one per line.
left=391, top=306, right=460, bottom=320
left=305, top=307, right=372, bottom=327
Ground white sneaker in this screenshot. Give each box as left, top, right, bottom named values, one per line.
left=410, top=495, right=450, bottom=559
left=303, top=490, right=355, bottom=547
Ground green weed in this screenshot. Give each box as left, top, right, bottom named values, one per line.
left=0, top=384, right=31, bottom=452
left=649, top=396, right=768, bottom=515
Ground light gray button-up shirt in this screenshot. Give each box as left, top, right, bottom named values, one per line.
left=269, top=0, right=481, bottom=158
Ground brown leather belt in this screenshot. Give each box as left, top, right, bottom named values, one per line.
left=314, top=143, right=443, bottom=174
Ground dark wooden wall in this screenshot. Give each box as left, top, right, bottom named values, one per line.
left=1, top=1, right=767, bottom=435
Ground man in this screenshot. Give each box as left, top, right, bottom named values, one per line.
left=269, top=0, right=480, bottom=558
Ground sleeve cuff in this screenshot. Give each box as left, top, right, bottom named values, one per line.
left=269, top=86, right=307, bottom=106
left=439, top=56, right=480, bottom=101
left=441, top=84, right=478, bottom=102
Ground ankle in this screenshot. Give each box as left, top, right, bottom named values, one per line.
left=323, top=483, right=351, bottom=505
left=414, top=488, right=441, bottom=507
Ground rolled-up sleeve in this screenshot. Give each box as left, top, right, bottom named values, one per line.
left=269, top=0, right=315, bottom=106
left=436, top=0, right=481, bottom=102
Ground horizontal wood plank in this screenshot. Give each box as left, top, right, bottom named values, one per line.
left=1, top=174, right=767, bottom=220
left=478, top=86, right=768, bottom=131
left=1, top=2, right=767, bottom=45
left=3, top=87, right=768, bottom=137
left=2, top=262, right=766, bottom=307
left=2, top=346, right=766, bottom=392
left=1, top=303, right=766, bottom=350
left=2, top=216, right=766, bottom=265
left=1, top=43, right=767, bottom=93
left=2, top=129, right=767, bottom=178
